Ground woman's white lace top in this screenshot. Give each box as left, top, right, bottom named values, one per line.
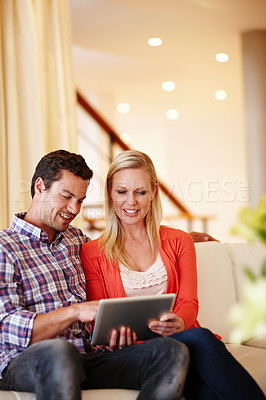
left=119, top=253, right=168, bottom=297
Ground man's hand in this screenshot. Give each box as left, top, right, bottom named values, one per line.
left=189, top=231, right=219, bottom=243
left=148, top=313, right=185, bottom=336
left=71, top=300, right=99, bottom=323
left=107, top=326, right=137, bottom=351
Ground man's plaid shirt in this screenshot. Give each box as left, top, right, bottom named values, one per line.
left=0, top=213, right=90, bottom=377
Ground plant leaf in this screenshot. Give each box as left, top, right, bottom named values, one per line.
left=262, top=259, right=266, bottom=279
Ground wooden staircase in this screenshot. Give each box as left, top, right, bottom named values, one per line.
left=76, top=90, right=212, bottom=237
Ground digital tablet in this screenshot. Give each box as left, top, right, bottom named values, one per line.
left=91, top=293, right=175, bottom=345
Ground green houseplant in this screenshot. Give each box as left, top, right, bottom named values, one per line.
left=228, top=195, right=266, bottom=343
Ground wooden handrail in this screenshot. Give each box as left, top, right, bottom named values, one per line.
left=77, top=91, right=128, bottom=151
left=76, top=90, right=191, bottom=215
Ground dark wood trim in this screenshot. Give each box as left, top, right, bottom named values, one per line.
left=77, top=91, right=128, bottom=151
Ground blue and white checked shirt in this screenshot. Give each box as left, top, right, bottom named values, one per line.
left=0, top=213, right=90, bottom=377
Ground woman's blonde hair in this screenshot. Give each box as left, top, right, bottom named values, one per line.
left=100, top=150, right=162, bottom=269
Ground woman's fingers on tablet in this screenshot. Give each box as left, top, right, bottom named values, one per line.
left=108, top=329, right=119, bottom=350
left=118, top=327, right=137, bottom=348
left=109, top=327, right=137, bottom=351
left=148, top=315, right=185, bottom=336
left=125, top=327, right=137, bottom=345
left=159, top=312, right=177, bottom=322
left=119, top=326, right=134, bottom=347
left=148, top=323, right=170, bottom=336
left=126, top=327, right=132, bottom=345
left=118, top=326, right=127, bottom=348
left=132, top=330, right=137, bottom=344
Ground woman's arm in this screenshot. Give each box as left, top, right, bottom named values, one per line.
left=80, top=246, right=107, bottom=301
left=150, top=229, right=199, bottom=335
left=172, top=232, right=199, bottom=328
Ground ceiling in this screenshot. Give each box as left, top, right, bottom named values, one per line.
left=69, top=0, right=266, bottom=112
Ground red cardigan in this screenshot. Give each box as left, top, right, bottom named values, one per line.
left=81, top=226, right=201, bottom=330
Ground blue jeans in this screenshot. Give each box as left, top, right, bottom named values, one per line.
left=171, top=328, right=265, bottom=400
left=1, top=337, right=189, bottom=400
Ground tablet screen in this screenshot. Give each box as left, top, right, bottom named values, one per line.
left=91, top=293, right=175, bottom=345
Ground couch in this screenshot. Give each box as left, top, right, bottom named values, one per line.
left=1, top=241, right=265, bottom=399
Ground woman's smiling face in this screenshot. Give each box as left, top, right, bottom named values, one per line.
left=110, top=168, right=155, bottom=228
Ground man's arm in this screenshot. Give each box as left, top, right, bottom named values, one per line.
left=30, top=301, right=99, bottom=344
left=189, top=232, right=219, bottom=242
left=0, top=246, right=98, bottom=347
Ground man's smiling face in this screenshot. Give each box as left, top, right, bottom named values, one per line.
left=37, top=169, right=88, bottom=240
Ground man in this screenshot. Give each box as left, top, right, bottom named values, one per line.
left=0, top=150, right=189, bottom=400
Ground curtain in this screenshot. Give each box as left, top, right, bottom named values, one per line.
left=0, top=0, right=77, bottom=229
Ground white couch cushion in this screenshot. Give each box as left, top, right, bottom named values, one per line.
left=226, top=344, right=266, bottom=395
left=0, top=389, right=139, bottom=400
left=0, top=392, right=35, bottom=400
left=195, top=242, right=237, bottom=342
left=244, top=335, right=266, bottom=349
left=224, top=242, right=266, bottom=302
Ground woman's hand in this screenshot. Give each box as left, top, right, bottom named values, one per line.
left=148, top=313, right=185, bottom=336
left=107, top=326, right=137, bottom=351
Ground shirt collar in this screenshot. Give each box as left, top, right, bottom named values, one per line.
left=12, top=213, right=64, bottom=244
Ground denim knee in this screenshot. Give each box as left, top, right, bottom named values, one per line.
left=160, top=337, right=189, bottom=362
left=2, top=339, right=83, bottom=398
left=186, top=328, right=214, bottom=342
left=142, top=336, right=190, bottom=372
left=145, top=336, right=187, bottom=356
left=38, top=339, right=80, bottom=364
left=137, top=337, right=189, bottom=400
left=31, top=339, right=83, bottom=400
left=175, top=327, right=217, bottom=345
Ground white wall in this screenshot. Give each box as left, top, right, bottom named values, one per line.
left=74, top=34, right=249, bottom=243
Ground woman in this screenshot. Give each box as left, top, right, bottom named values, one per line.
left=81, top=150, right=264, bottom=400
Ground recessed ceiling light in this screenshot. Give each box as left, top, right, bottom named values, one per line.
left=120, top=133, right=131, bottom=144
left=216, top=53, right=229, bottom=62
left=162, top=81, right=175, bottom=92
left=166, top=109, right=179, bottom=120
left=215, top=90, right=227, bottom=100
left=148, top=37, right=162, bottom=47
left=117, top=103, right=130, bottom=113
